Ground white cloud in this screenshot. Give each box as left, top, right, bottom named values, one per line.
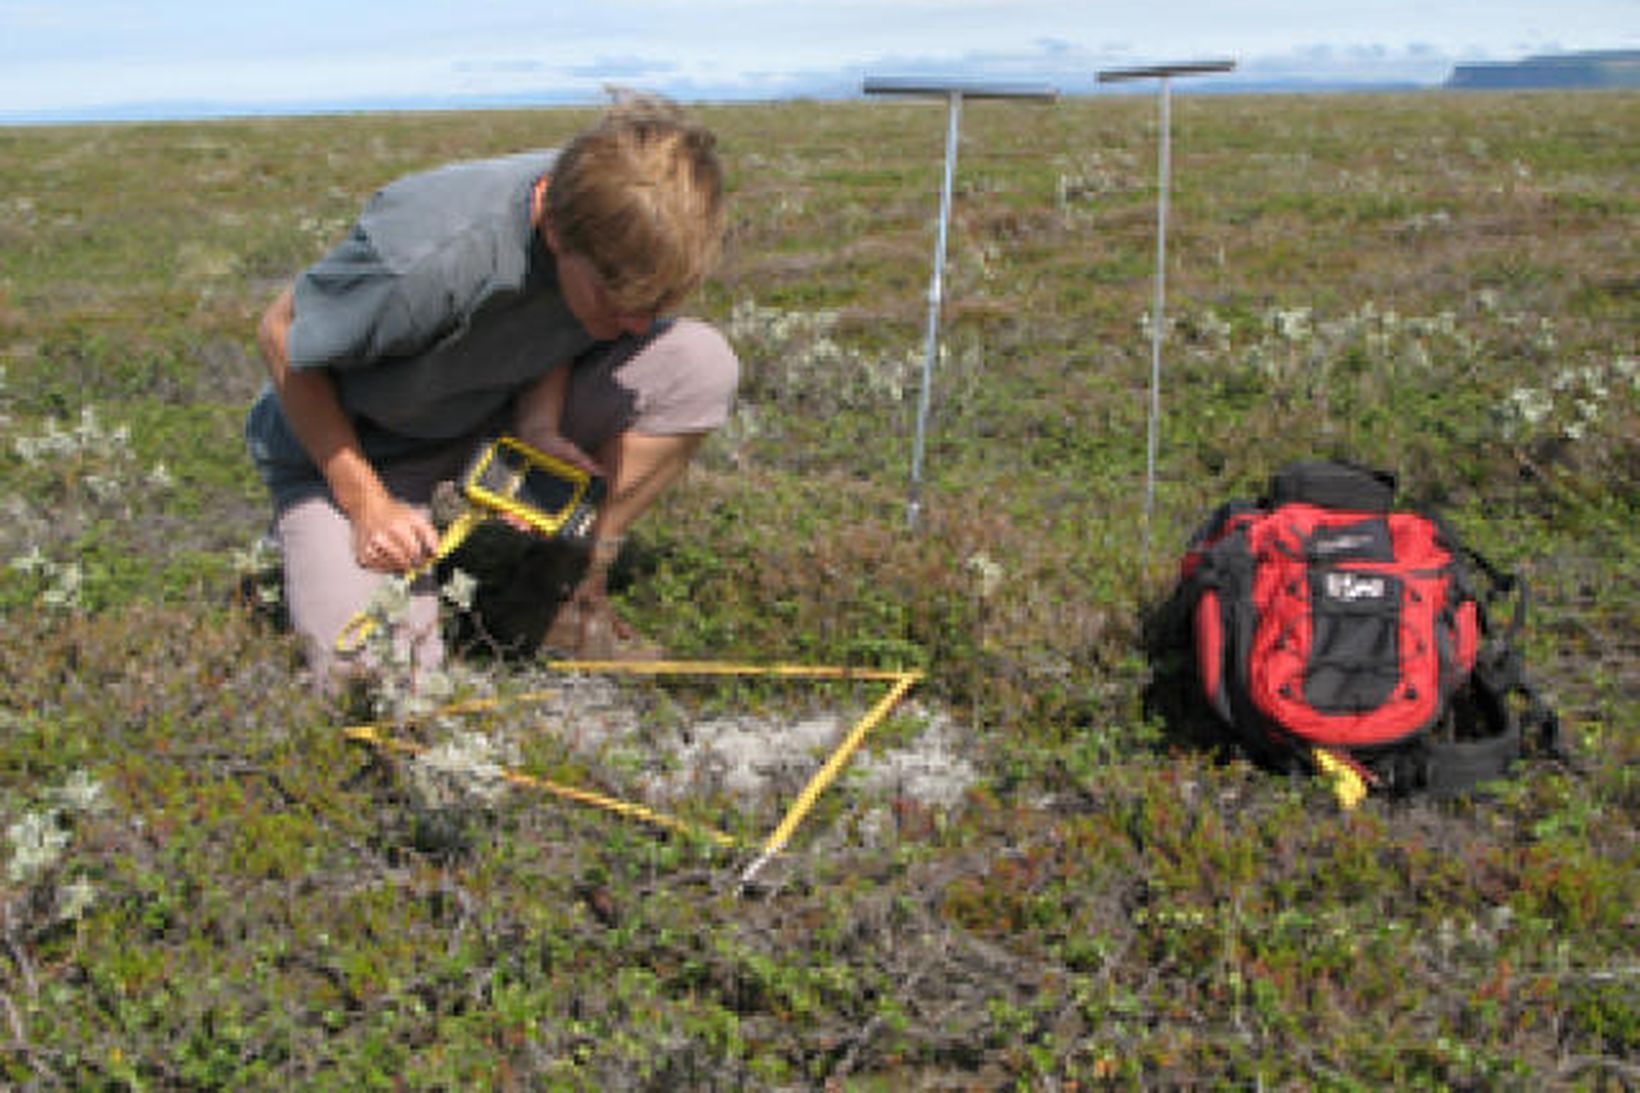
left=0, top=0, right=1633, bottom=120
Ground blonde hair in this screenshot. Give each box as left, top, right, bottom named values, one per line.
left=546, top=94, right=725, bottom=315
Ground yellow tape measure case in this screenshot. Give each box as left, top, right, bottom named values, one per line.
left=461, top=436, right=604, bottom=541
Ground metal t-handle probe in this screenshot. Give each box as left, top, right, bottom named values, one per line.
left=1096, top=60, right=1235, bottom=574
left=863, top=77, right=1057, bottom=530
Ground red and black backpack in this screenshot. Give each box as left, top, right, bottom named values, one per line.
left=1180, top=461, right=1563, bottom=802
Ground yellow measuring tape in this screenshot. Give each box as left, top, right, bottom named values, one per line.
left=335, top=509, right=482, bottom=653
left=341, top=660, right=924, bottom=877
left=1311, top=747, right=1370, bottom=810
left=336, top=436, right=603, bottom=654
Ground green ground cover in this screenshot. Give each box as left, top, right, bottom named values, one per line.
left=1, top=91, right=1636, bottom=1088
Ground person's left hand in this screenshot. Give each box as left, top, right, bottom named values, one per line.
left=518, top=430, right=602, bottom=478
left=553, top=570, right=614, bottom=658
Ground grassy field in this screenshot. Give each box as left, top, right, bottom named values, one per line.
left=1, top=90, right=1636, bottom=1088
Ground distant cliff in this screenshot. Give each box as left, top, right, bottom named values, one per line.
left=1446, top=49, right=1640, bottom=90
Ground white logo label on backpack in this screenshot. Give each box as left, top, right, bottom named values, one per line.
left=1325, top=572, right=1388, bottom=602
left=1315, top=532, right=1376, bottom=556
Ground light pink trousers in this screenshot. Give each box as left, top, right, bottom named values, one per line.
left=275, top=440, right=472, bottom=689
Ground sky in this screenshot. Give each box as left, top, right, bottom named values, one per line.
left=1, top=0, right=1635, bottom=123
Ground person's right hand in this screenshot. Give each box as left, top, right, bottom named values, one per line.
left=351, top=493, right=441, bottom=573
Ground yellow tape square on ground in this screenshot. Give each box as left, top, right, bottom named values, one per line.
left=341, top=660, right=923, bottom=881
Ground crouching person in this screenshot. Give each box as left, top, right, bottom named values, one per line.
left=244, top=94, right=738, bottom=691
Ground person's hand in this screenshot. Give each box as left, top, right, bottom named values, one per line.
left=543, top=546, right=662, bottom=661
left=558, top=568, right=614, bottom=656
left=566, top=565, right=610, bottom=617
left=517, top=430, right=603, bottom=478
left=351, top=493, right=440, bottom=573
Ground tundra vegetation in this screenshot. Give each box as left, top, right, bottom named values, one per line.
left=1, top=91, right=1636, bottom=1089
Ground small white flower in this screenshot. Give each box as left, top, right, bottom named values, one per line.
left=440, top=568, right=477, bottom=612
left=84, top=473, right=122, bottom=501
left=412, top=731, right=510, bottom=807
left=7, top=810, right=69, bottom=883
left=1532, top=320, right=1558, bottom=353
left=1268, top=307, right=1312, bottom=343
left=56, top=876, right=98, bottom=922
left=1508, top=387, right=1553, bottom=426
left=55, top=770, right=106, bottom=815
left=1195, top=309, right=1232, bottom=348
left=42, top=562, right=84, bottom=610
left=10, top=546, right=47, bottom=574
left=966, top=552, right=1004, bottom=599
left=369, top=574, right=412, bottom=621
